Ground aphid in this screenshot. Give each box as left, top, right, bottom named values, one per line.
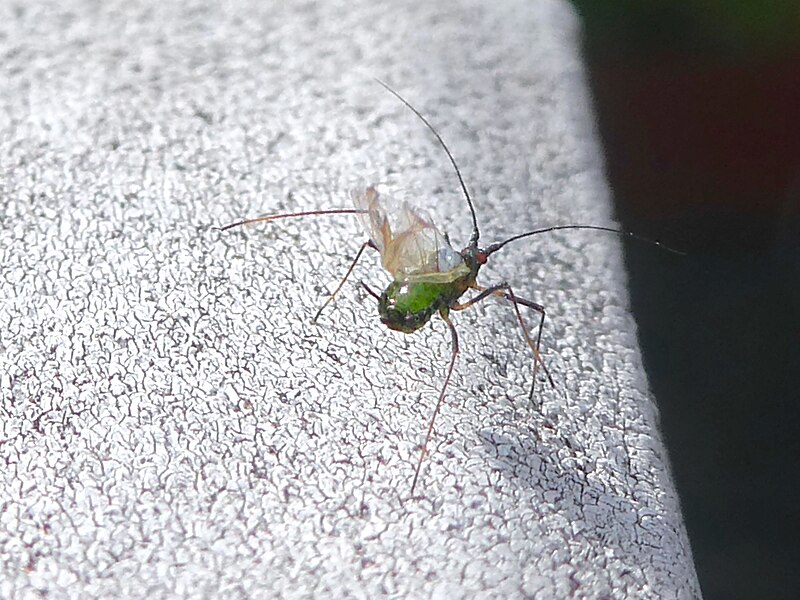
left=219, top=80, right=679, bottom=494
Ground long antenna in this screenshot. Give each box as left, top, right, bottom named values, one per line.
left=216, top=209, right=366, bottom=232
left=375, top=78, right=480, bottom=246
left=484, top=224, right=685, bottom=256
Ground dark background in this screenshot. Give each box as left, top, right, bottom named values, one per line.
left=569, top=2, right=800, bottom=598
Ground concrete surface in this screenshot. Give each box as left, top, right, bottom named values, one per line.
left=0, top=0, right=700, bottom=597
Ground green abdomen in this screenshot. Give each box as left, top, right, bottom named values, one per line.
left=379, top=279, right=466, bottom=333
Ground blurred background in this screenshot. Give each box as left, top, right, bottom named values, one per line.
left=569, top=1, right=800, bottom=598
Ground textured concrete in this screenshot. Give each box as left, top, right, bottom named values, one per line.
left=0, top=0, right=700, bottom=597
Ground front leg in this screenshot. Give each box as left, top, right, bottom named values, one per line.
left=312, top=240, right=376, bottom=322
left=452, top=283, right=553, bottom=402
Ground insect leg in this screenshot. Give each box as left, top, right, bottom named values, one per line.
left=312, top=240, right=376, bottom=323
left=482, top=286, right=552, bottom=397
left=411, top=309, right=459, bottom=496
left=360, top=282, right=381, bottom=301
left=452, top=283, right=554, bottom=401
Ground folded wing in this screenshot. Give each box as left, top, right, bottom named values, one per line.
left=352, top=187, right=470, bottom=283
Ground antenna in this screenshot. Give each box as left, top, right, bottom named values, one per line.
left=484, top=224, right=685, bottom=256
left=375, top=78, right=480, bottom=246
left=216, top=209, right=367, bottom=232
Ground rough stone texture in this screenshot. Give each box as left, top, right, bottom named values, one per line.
left=0, top=0, right=701, bottom=598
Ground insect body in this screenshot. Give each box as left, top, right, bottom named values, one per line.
left=219, top=80, right=679, bottom=495
left=355, top=186, right=478, bottom=333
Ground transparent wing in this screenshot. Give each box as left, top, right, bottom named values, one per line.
left=351, top=187, right=469, bottom=283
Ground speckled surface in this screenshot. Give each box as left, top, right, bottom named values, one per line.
left=0, top=0, right=700, bottom=597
